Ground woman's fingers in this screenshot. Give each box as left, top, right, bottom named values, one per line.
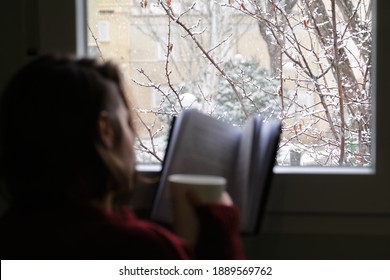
left=186, top=190, right=233, bottom=207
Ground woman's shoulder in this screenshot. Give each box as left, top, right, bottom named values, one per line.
left=0, top=202, right=192, bottom=259
left=94, top=207, right=192, bottom=259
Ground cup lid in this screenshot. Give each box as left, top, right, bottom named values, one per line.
left=168, top=174, right=226, bottom=185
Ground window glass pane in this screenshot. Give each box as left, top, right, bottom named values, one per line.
left=87, top=0, right=373, bottom=167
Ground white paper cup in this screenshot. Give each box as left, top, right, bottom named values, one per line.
left=168, top=174, right=226, bottom=247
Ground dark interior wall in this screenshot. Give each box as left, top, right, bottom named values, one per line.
left=243, top=233, right=390, bottom=260
left=0, top=1, right=25, bottom=91
left=0, top=0, right=78, bottom=92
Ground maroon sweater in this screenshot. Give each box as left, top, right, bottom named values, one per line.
left=0, top=197, right=244, bottom=260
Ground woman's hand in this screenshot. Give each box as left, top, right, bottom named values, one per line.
left=186, top=190, right=233, bottom=207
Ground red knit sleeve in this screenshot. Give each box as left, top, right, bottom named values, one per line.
left=194, top=204, right=245, bottom=259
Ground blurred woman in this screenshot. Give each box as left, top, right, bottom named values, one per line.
left=0, top=55, right=244, bottom=259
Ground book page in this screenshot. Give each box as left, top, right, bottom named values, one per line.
left=151, top=109, right=241, bottom=224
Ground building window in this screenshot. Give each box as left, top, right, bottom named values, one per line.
left=97, top=20, right=110, bottom=42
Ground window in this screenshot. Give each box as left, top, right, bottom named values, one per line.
left=87, top=0, right=374, bottom=168
left=83, top=0, right=390, bottom=235
left=97, top=20, right=110, bottom=42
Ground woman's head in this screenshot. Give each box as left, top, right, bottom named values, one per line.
left=0, top=54, right=136, bottom=205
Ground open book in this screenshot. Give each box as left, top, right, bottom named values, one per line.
left=150, top=109, right=281, bottom=234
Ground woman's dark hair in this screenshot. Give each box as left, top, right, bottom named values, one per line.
left=0, top=54, right=134, bottom=204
